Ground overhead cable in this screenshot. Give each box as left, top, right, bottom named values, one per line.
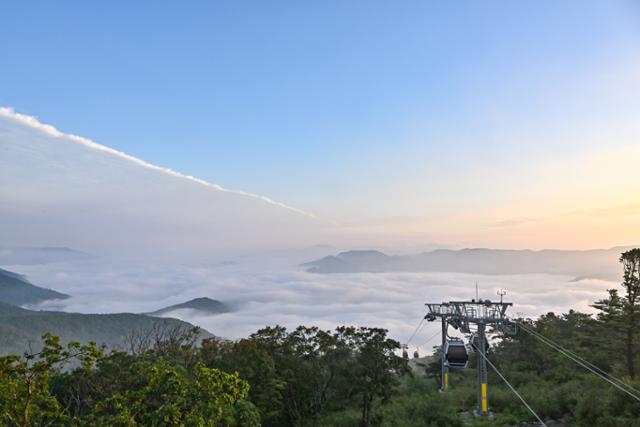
left=516, top=321, right=640, bottom=402
left=406, top=316, right=426, bottom=345
left=472, top=342, right=547, bottom=427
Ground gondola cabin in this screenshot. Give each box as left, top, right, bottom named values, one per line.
left=444, top=339, right=469, bottom=368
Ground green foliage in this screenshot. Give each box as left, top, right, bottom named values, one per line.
left=333, top=326, right=408, bottom=426
left=83, top=361, right=249, bottom=426
left=378, top=393, right=463, bottom=427
left=201, top=325, right=407, bottom=427
left=592, top=249, right=640, bottom=379
left=1, top=324, right=407, bottom=427
left=1, top=331, right=253, bottom=427
left=200, top=334, right=286, bottom=425
left=0, top=333, right=101, bottom=427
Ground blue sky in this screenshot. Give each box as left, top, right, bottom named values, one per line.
left=2, top=1, right=640, bottom=235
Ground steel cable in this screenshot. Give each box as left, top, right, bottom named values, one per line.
left=406, top=316, right=426, bottom=345
left=416, top=329, right=441, bottom=349
left=471, top=342, right=547, bottom=427
left=515, top=320, right=640, bottom=402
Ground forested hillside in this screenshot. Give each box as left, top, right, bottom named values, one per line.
left=0, top=302, right=211, bottom=355
left=0, top=268, right=68, bottom=306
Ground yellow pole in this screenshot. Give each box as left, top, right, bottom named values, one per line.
left=481, top=383, right=488, bottom=413
left=444, top=372, right=449, bottom=391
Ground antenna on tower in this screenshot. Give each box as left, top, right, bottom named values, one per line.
left=497, top=289, right=507, bottom=304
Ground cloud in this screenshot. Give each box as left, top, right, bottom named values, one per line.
left=578, top=203, right=640, bottom=219
left=17, top=256, right=617, bottom=352
left=0, top=107, right=317, bottom=219
left=485, top=217, right=536, bottom=228
left=485, top=202, right=640, bottom=232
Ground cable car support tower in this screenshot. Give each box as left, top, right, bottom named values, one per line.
left=425, top=299, right=517, bottom=418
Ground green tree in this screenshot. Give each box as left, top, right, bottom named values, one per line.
left=200, top=336, right=285, bottom=425
left=236, top=325, right=407, bottom=427
left=0, top=333, right=101, bottom=427
left=248, top=325, right=347, bottom=427
left=83, top=360, right=255, bottom=426
left=335, top=327, right=408, bottom=427
left=593, top=248, right=640, bottom=378
left=620, top=249, right=640, bottom=379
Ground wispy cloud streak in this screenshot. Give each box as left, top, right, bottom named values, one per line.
left=0, top=107, right=318, bottom=219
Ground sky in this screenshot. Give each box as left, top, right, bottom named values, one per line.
left=2, top=1, right=640, bottom=249
left=0, top=108, right=338, bottom=257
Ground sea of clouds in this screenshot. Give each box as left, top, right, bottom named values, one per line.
left=8, top=252, right=617, bottom=353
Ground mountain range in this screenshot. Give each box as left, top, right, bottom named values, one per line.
left=303, top=246, right=632, bottom=281
left=0, top=267, right=69, bottom=306
left=0, top=267, right=214, bottom=355
left=0, top=246, right=90, bottom=266
left=0, top=302, right=211, bottom=355
left=148, top=297, right=231, bottom=316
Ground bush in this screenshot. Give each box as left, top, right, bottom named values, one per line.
left=379, top=393, right=464, bottom=427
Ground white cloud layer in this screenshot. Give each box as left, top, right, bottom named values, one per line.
left=15, top=256, right=616, bottom=353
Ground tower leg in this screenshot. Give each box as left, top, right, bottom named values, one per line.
left=476, top=322, right=489, bottom=417
left=441, top=318, right=448, bottom=392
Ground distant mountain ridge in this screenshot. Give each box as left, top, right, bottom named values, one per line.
left=0, top=268, right=69, bottom=306
left=0, top=246, right=91, bottom=266
left=149, top=297, right=230, bottom=316
left=303, top=246, right=635, bottom=280
left=0, top=302, right=212, bottom=355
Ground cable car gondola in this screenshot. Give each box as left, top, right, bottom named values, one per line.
left=444, top=338, right=469, bottom=368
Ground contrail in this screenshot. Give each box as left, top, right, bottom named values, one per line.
left=0, top=107, right=321, bottom=220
